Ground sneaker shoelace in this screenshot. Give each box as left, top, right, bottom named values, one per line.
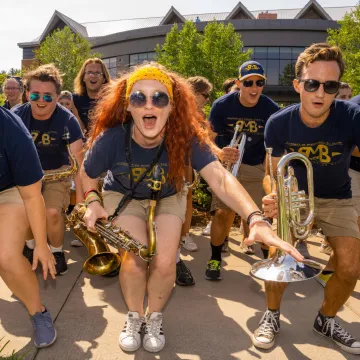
left=258, top=311, right=280, bottom=337
left=32, top=313, right=53, bottom=330
left=207, top=260, right=220, bottom=270
left=323, top=317, right=355, bottom=343
left=125, top=315, right=143, bottom=336
left=145, top=315, right=162, bottom=337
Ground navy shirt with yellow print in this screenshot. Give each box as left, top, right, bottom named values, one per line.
left=84, top=124, right=217, bottom=199
left=14, top=103, right=83, bottom=171
left=265, top=101, right=360, bottom=199
left=209, top=91, right=280, bottom=166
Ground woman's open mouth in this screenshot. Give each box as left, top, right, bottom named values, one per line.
left=143, top=115, right=157, bottom=128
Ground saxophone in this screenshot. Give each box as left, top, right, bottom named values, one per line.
left=43, top=126, right=78, bottom=182
left=66, top=164, right=162, bottom=275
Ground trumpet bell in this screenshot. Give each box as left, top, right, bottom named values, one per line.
left=250, top=254, right=323, bottom=282
left=83, top=252, right=121, bottom=276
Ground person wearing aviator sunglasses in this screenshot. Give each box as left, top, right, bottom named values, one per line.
left=206, top=60, right=280, bottom=282
left=13, top=64, right=84, bottom=277
left=253, top=43, right=360, bottom=355
left=80, top=63, right=302, bottom=353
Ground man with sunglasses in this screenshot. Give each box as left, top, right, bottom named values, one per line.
left=253, top=43, right=360, bottom=355
left=205, top=61, right=280, bottom=280
left=13, top=64, right=84, bottom=276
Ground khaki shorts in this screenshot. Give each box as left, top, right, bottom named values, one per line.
left=42, top=179, right=71, bottom=211
left=210, top=163, right=265, bottom=214
left=0, top=186, right=23, bottom=205
left=103, top=188, right=188, bottom=223
left=350, top=169, right=360, bottom=216
left=314, top=197, right=360, bottom=239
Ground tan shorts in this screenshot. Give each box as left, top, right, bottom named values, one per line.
left=350, top=169, right=360, bottom=216
left=0, top=187, right=23, bottom=205
left=103, top=188, right=188, bottom=223
left=210, top=163, right=265, bottom=214
left=313, top=197, right=360, bottom=239
left=42, top=179, right=71, bottom=211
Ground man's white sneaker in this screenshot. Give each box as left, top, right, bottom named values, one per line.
left=143, top=312, right=165, bottom=353
left=71, top=239, right=83, bottom=247
left=119, top=311, right=144, bottom=352
left=181, top=234, right=197, bottom=251
left=202, top=221, right=212, bottom=236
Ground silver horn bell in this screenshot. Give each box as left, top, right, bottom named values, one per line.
left=250, top=150, right=323, bottom=282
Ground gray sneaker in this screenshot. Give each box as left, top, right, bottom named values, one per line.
left=252, top=310, right=280, bottom=349
left=30, top=309, right=57, bottom=348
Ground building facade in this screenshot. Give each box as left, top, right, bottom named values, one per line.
left=18, top=1, right=355, bottom=103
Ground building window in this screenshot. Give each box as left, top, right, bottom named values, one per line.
left=129, top=52, right=156, bottom=67
left=103, top=57, right=117, bottom=78
left=243, top=47, right=305, bottom=85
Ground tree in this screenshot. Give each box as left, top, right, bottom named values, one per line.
left=327, top=5, right=360, bottom=95
left=34, top=26, right=102, bottom=91
left=155, top=21, right=251, bottom=98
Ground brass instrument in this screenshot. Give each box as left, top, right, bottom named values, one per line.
left=66, top=164, right=162, bottom=275
left=250, top=148, right=323, bottom=282
left=43, top=126, right=78, bottom=182
left=186, top=169, right=200, bottom=190
left=226, top=125, right=246, bottom=178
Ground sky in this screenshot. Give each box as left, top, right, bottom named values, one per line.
left=0, top=0, right=356, bottom=72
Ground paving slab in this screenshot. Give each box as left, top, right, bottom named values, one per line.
left=0, top=228, right=359, bottom=360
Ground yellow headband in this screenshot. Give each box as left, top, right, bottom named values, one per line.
left=126, top=67, right=173, bottom=100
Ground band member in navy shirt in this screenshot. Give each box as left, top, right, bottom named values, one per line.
left=0, top=107, right=57, bottom=348
left=256, top=43, right=360, bottom=355
left=14, top=64, right=84, bottom=276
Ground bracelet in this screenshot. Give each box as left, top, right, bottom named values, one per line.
left=84, top=189, right=100, bottom=198
left=249, top=216, right=272, bottom=229
left=246, top=210, right=263, bottom=225
left=86, top=199, right=101, bottom=207
left=85, top=193, right=101, bottom=202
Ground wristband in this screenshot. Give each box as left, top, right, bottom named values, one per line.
left=86, top=199, right=101, bottom=207
left=84, top=189, right=100, bottom=198
left=246, top=210, right=263, bottom=225
left=249, top=216, right=272, bottom=229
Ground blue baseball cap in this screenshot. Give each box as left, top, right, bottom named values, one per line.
left=239, top=61, right=266, bottom=81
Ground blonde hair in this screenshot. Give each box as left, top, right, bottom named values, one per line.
left=73, top=58, right=110, bottom=95
left=59, top=90, right=72, bottom=100
left=295, top=43, right=344, bottom=80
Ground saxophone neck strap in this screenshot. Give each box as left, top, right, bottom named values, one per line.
left=108, top=121, right=166, bottom=221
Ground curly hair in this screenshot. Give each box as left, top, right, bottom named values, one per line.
left=295, top=43, right=344, bottom=80
left=88, top=63, right=220, bottom=191
left=24, top=64, right=62, bottom=94
left=73, top=58, right=110, bottom=95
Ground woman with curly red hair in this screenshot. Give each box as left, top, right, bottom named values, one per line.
left=80, top=63, right=303, bottom=353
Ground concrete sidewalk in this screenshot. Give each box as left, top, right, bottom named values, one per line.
left=0, top=229, right=359, bottom=360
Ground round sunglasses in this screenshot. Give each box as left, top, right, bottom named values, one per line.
left=242, top=79, right=266, bottom=88
left=30, top=93, right=54, bottom=103
left=129, top=91, right=170, bottom=108
left=298, top=79, right=340, bottom=95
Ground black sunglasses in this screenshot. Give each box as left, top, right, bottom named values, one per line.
left=129, top=91, right=170, bottom=108
left=242, top=79, right=266, bottom=88
left=298, top=79, right=340, bottom=95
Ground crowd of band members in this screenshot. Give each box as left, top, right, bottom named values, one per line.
left=0, top=42, right=359, bottom=355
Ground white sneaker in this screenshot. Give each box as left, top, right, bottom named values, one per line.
left=181, top=234, right=197, bottom=252
left=240, top=240, right=255, bottom=255
left=143, top=312, right=165, bottom=353
left=71, top=239, right=83, bottom=247
left=119, top=311, right=144, bottom=352
left=202, top=221, right=212, bottom=236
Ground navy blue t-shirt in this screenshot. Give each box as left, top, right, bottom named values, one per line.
left=14, top=103, right=83, bottom=171
left=72, top=93, right=96, bottom=131
left=265, top=101, right=360, bottom=199
left=0, top=107, right=43, bottom=191
left=209, top=91, right=280, bottom=166
left=84, top=124, right=217, bottom=199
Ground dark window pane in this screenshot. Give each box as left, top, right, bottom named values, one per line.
left=138, top=53, right=148, bottom=61
left=292, top=47, right=304, bottom=60
left=130, top=54, right=138, bottom=65
left=267, top=60, right=279, bottom=85
left=268, top=47, right=279, bottom=59
left=279, top=60, right=294, bottom=85
left=254, top=47, right=267, bottom=59
left=280, top=47, right=291, bottom=59
left=102, top=58, right=110, bottom=67
left=109, top=68, right=117, bottom=78
left=257, top=59, right=267, bottom=73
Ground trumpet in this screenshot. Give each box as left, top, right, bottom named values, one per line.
left=250, top=148, right=323, bottom=282
left=226, top=125, right=246, bottom=178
